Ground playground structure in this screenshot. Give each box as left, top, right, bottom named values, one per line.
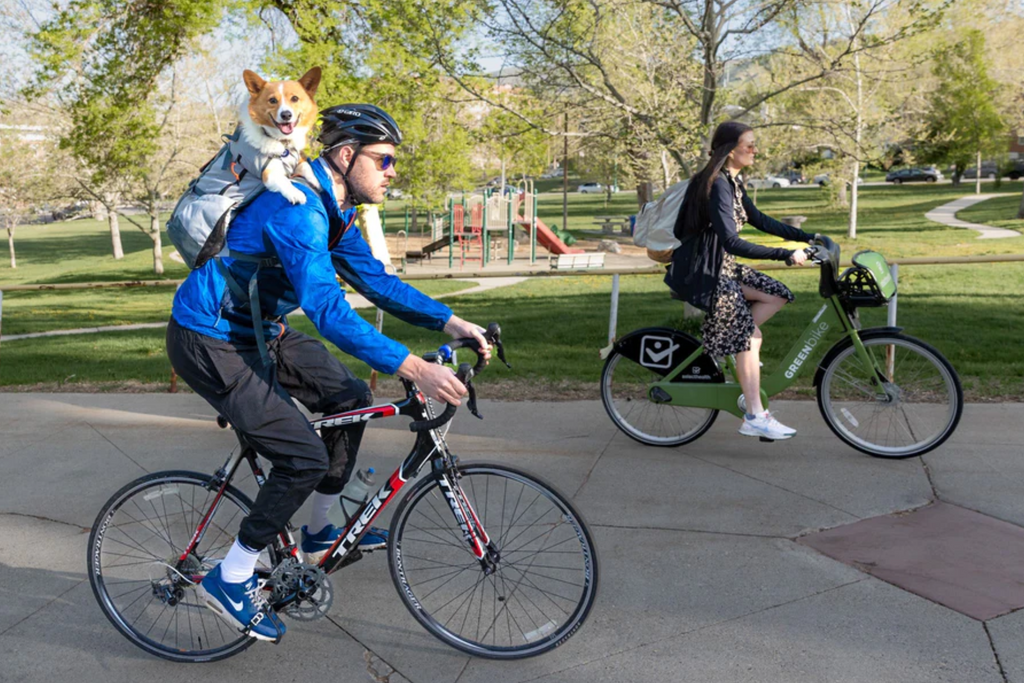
left=403, top=180, right=584, bottom=270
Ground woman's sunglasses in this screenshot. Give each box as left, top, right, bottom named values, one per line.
left=362, top=150, right=396, bottom=171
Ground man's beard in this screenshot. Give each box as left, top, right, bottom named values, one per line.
left=347, top=174, right=381, bottom=206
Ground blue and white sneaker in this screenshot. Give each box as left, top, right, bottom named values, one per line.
left=301, top=524, right=389, bottom=562
left=197, top=564, right=285, bottom=642
left=739, top=411, right=797, bottom=440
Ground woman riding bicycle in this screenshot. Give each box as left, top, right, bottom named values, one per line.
left=667, top=122, right=815, bottom=440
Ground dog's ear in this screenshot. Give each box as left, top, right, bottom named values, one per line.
left=297, top=67, right=322, bottom=98
left=243, top=70, right=266, bottom=96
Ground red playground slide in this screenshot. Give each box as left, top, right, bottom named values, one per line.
left=517, top=218, right=585, bottom=254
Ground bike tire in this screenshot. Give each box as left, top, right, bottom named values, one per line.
left=817, top=333, right=962, bottom=458
left=88, top=470, right=281, bottom=663
left=388, top=463, right=598, bottom=659
left=601, top=334, right=721, bottom=447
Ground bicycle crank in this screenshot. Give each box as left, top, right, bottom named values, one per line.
left=267, top=558, right=334, bottom=621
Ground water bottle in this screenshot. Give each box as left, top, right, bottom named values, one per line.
left=327, top=468, right=376, bottom=528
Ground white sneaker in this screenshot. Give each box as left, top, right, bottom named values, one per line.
left=739, top=411, right=797, bottom=440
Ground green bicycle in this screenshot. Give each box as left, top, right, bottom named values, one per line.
left=601, top=236, right=963, bottom=458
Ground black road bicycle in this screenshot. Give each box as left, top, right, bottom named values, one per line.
left=88, top=324, right=599, bottom=662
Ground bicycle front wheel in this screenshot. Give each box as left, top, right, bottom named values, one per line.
left=88, top=470, right=280, bottom=663
left=817, top=334, right=962, bottom=458
left=389, top=463, right=598, bottom=659
left=602, top=347, right=719, bottom=446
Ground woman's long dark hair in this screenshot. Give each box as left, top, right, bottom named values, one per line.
left=674, top=121, right=753, bottom=239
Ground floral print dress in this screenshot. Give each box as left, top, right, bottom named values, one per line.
left=700, top=178, right=795, bottom=358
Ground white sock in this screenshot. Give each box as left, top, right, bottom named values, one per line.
left=308, top=492, right=337, bottom=535
left=219, top=538, right=261, bottom=583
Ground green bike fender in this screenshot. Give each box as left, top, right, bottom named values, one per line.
left=812, top=326, right=904, bottom=388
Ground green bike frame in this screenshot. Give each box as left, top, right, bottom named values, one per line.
left=649, top=295, right=886, bottom=418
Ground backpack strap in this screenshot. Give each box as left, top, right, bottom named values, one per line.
left=215, top=252, right=280, bottom=367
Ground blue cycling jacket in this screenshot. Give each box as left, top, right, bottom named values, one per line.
left=171, top=157, right=453, bottom=375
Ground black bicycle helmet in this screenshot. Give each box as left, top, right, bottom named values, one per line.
left=318, top=103, right=403, bottom=149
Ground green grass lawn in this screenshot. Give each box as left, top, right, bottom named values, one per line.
left=1, top=184, right=1022, bottom=398
left=955, top=192, right=1024, bottom=231
left=537, top=182, right=1024, bottom=258
left=2, top=267, right=1021, bottom=399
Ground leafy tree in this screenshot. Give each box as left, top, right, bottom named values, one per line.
left=0, top=123, right=53, bottom=268
left=921, top=29, right=1006, bottom=193
left=260, top=0, right=479, bottom=213
left=25, top=0, right=230, bottom=273
left=759, top=0, right=940, bottom=237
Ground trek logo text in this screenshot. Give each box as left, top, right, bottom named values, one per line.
left=332, top=482, right=393, bottom=557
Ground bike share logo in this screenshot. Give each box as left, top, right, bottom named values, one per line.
left=784, top=321, right=830, bottom=379
left=639, top=335, right=679, bottom=370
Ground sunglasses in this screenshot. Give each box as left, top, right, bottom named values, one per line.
left=362, top=150, right=396, bottom=171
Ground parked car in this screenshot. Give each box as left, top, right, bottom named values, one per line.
left=745, top=175, right=791, bottom=189
left=385, top=187, right=404, bottom=199
left=885, top=166, right=943, bottom=184
left=577, top=182, right=604, bottom=194
left=540, top=167, right=563, bottom=179
left=780, top=169, right=806, bottom=184
left=961, top=162, right=999, bottom=180
left=1006, top=161, right=1024, bottom=180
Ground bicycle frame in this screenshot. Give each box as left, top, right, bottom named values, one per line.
left=649, top=294, right=885, bottom=418
left=178, top=378, right=494, bottom=580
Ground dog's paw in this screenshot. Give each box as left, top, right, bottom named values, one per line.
left=281, top=185, right=307, bottom=205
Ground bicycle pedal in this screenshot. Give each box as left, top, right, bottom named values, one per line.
left=759, top=437, right=775, bottom=443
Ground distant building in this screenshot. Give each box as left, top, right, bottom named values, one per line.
left=1010, top=132, right=1024, bottom=160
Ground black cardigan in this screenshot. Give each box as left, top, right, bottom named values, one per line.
left=666, top=173, right=813, bottom=310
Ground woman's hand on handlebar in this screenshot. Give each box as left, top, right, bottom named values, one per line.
left=788, top=248, right=811, bottom=266
left=397, top=355, right=466, bottom=405
left=444, top=315, right=492, bottom=361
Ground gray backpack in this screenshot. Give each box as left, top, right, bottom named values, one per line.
left=167, top=125, right=304, bottom=364
left=167, top=125, right=300, bottom=269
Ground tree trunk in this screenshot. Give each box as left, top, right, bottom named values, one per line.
left=109, top=212, right=124, bottom=260
left=106, top=192, right=123, bottom=259
left=6, top=225, right=16, bottom=269
left=975, top=151, right=982, bottom=195
left=1017, top=185, right=1024, bottom=219
left=149, top=206, right=164, bottom=275
left=848, top=160, right=860, bottom=239
left=661, top=149, right=672, bottom=190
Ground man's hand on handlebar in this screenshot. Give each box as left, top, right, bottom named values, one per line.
left=397, top=355, right=466, bottom=405
left=444, top=315, right=492, bottom=361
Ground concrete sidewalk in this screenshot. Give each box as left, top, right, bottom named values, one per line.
left=1, top=394, right=1022, bottom=682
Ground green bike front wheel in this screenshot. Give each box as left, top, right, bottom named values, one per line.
left=817, top=333, right=962, bottom=458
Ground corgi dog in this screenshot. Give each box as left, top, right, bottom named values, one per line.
left=240, top=67, right=322, bottom=205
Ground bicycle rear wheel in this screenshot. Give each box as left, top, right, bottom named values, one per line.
left=389, top=463, right=598, bottom=659
left=601, top=343, right=721, bottom=447
left=88, top=470, right=280, bottom=663
left=817, top=334, right=962, bottom=458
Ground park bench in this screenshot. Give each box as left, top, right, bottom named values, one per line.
left=550, top=252, right=606, bottom=270
left=592, top=215, right=631, bottom=236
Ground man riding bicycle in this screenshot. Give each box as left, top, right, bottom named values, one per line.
left=166, top=104, right=490, bottom=642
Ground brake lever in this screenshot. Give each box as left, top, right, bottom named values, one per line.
left=466, top=381, right=482, bottom=419
left=495, top=339, right=511, bottom=369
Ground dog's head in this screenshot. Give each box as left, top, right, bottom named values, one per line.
left=242, top=67, right=321, bottom=141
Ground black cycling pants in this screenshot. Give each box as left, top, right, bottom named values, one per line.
left=166, top=317, right=372, bottom=551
